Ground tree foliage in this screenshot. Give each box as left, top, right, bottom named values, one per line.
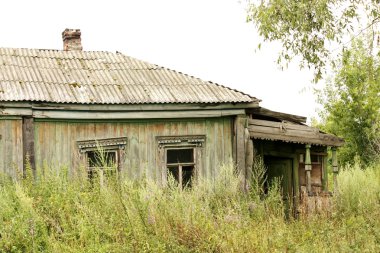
left=317, top=36, right=380, bottom=164
left=246, top=0, right=380, bottom=81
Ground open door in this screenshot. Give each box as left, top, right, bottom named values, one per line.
left=264, top=156, right=293, bottom=217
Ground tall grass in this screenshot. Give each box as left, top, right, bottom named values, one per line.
left=0, top=161, right=379, bottom=252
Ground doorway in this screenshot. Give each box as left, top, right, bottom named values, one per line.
left=264, top=156, right=294, bottom=215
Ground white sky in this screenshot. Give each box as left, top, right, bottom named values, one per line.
left=0, top=0, right=320, bottom=121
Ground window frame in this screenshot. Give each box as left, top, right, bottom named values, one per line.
left=156, top=135, right=205, bottom=187
left=77, top=137, right=127, bottom=177
left=166, top=147, right=196, bottom=188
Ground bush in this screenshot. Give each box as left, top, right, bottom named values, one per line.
left=0, top=161, right=379, bottom=252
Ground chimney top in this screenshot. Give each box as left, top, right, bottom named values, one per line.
left=62, top=28, right=82, bottom=51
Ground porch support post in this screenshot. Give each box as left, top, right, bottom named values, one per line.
left=305, top=144, right=312, bottom=194
left=234, top=115, right=247, bottom=175
left=245, top=130, right=254, bottom=191
left=332, top=147, right=339, bottom=193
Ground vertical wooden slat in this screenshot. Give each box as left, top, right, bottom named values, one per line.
left=205, top=119, right=213, bottom=180
left=305, top=144, right=312, bottom=194
left=234, top=115, right=247, bottom=175
left=14, top=120, right=23, bottom=175
left=22, top=117, right=35, bottom=175
left=130, top=123, right=139, bottom=179
left=0, top=120, right=4, bottom=172
left=332, top=147, right=338, bottom=193
left=322, top=147, right=328, bottom=191
left=139, top=123, right=147, bottom=178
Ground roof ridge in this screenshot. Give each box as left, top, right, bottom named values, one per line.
left=117, top=51, right=258, bottom=102
left=0, top=46, right=259, bottom=105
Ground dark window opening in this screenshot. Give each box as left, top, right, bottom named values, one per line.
left=87, top=150, right=118, bottom=179
left=167, top=149, right=193, bottom=164
left=166, top=148, right=194, bottom=188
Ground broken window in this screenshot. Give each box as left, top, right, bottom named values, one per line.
left=157, top=135, right=205, bottom=188
left=87, top=149, right=118, bottom=179
left=167, top=148, right=195, bottom=188
left=77, top=137, right=127, bottom=180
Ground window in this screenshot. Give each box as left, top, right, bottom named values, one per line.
left=167, top=148, right=195, bottom=187
left=87, top=149, right=118, bottom=179
left=77, top=137, right=127, bottom=179
left=157, top=135, right=205, bottom=188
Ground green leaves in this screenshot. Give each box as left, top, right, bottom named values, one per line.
left=318, top=36, right=380, bottom=164
left=246, top=0, right=380, bottom=82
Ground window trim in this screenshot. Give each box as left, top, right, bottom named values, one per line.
left=156, top=135, right=205, bottom=186
left=77, top=137, right=127, bottom=175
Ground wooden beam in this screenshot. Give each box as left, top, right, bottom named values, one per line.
left=22, top=117, right=35, bottom=175
left=332, top=147, right=338, bottom=194
left=250, top=131, right=344, bottom=147
left=305, top=144, right=312, bottom=194
left=248, top=107, right=307, bottom=123
left=31, top=101, right=260, bottom=111
left=245, top=137, right=254, bottom=191
left=0, top=107, right=32, bottom=116
left=234, top=115, right=248, bottom=177
left=322, top=147, right=328, bottom=191
left=32, top=109, right=246, bottom=119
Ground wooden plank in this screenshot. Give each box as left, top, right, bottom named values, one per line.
left=250, top=125, right=321, bottom=138
left=22, top=117, right=35, bottom=174
left=129, top=123, right=139, bottom=179
left=146, top=123, right=155, bottom=181
left=4, top=120, right=12, bottom=175
left=0, top=108, right=32, bottom=116
left=55, top=122, right=63, bottom=168
left=250, top=131, right=343, bottom=146
left=62, top=122, right=70, bottom=168
left=205, top=119, right=213, bottom=180
left=249, top=119, right=318, bottom=132
left=139, top=123, right=148, bottom=178
left=293, top=154, right=299, bottom=217
left=245, top=138, right=254, bottom=189
left=14, top=120, right=23, bottom=175
left=234, top=115, right=247, bottom=175
left=30, top=101, right=259, bottom=111
left=248, top=107, right=307, bottom=123
left=0, top=120, right=4, bottom=172
left=32, top=109, right=246, bottom=119
left=322, top=150, right=328, bottom=191
left=121, top=123, right=131, bottom=177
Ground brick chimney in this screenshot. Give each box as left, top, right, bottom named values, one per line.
left=62, top=28, right=82, bottom=51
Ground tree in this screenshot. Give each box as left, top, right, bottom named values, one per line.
left=317, top=36, right=380, bottom=165
left=246, top=0, right=380, bottom=81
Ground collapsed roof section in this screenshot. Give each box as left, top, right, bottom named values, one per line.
left=248, top=107, right=344, bottom=147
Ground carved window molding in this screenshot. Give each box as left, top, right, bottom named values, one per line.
left=77, top=137, right=128, bottom=176
left=156, top=135, right=205, bottom=186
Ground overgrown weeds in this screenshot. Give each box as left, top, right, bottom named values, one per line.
left=0, top=161, right=379, bottom=252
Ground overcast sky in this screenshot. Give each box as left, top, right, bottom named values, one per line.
left=0, top=0, right=320, bottom=121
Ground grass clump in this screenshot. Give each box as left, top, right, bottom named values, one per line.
left=0, top=161, right=379, bottom=252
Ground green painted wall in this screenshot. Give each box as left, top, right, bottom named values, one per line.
left=33, top=117, right=233, bottom=183
left=0, top=118, right=23, bottom=176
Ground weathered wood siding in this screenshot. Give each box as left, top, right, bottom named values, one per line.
left=34, top=117, right=233, bottom=182
left=0, top=118, right=23, bottom=176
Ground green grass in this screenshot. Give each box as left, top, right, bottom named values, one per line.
left=0, top=162, right=379, bottom=252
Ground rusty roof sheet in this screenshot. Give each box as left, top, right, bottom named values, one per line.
left=0, top=47, right=257, bottom=104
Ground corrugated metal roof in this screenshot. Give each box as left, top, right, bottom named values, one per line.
left=0, top=47, right=257, bottom=104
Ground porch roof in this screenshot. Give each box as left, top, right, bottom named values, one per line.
left=248, top=119, right=344, bottom=147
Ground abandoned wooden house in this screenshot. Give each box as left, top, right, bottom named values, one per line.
left=0, top=29, right=343, bottom=205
